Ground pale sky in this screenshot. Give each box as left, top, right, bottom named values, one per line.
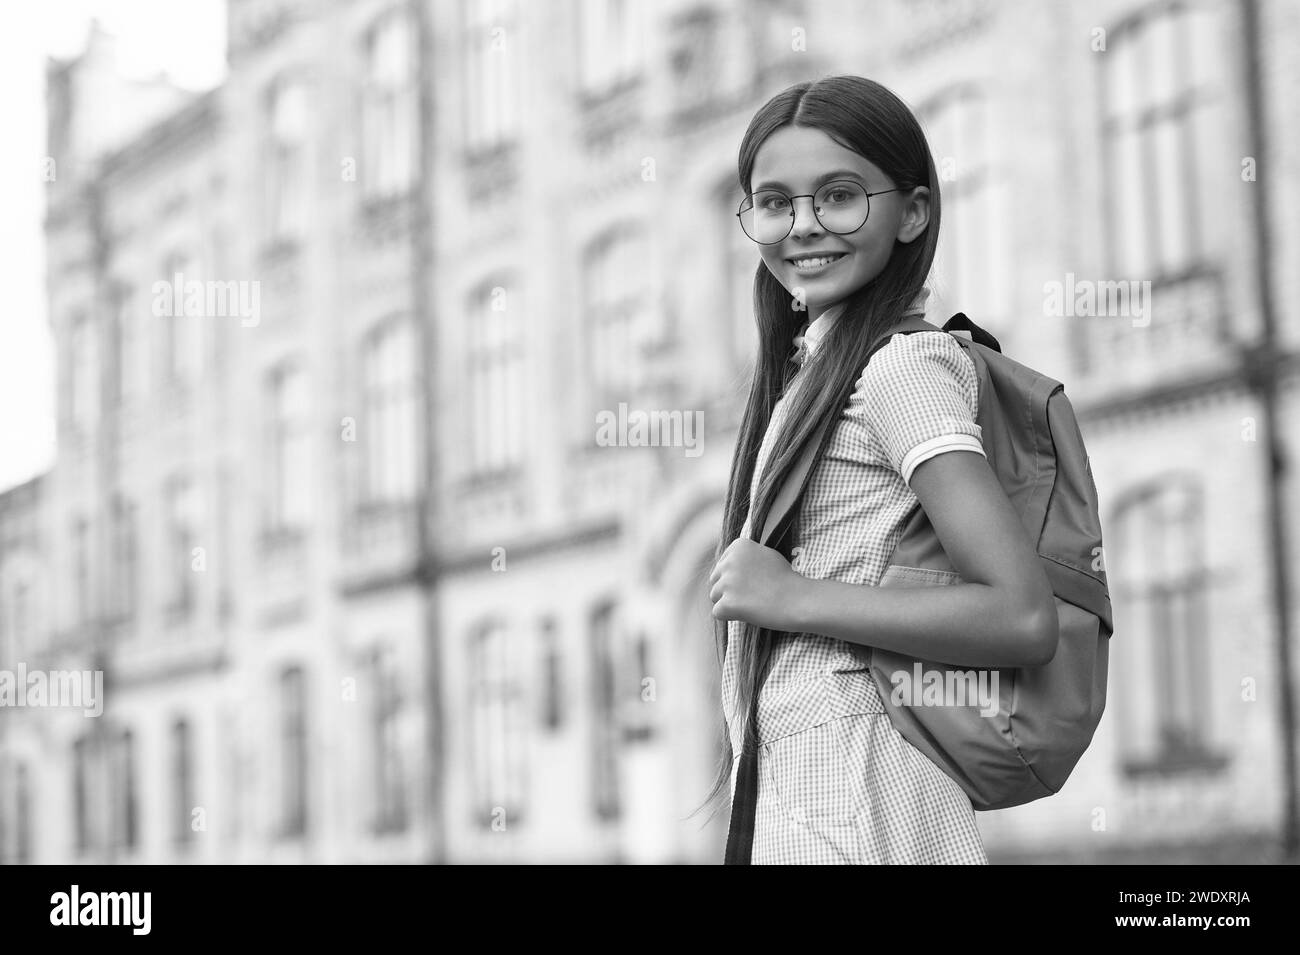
left=0, top=0, right=226, bottom=493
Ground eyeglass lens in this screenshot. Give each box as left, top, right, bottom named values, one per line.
left=738, top=180, right=871, bottom=244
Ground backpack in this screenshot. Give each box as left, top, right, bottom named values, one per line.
left=725, top=312, right=1113, bottom=862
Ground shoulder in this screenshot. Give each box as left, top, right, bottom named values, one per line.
left=857, top=330, right=973, bottom=389
left=848, top=329, right=984, bottom=476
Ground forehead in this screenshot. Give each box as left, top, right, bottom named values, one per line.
left=750, top=125, right=882, bottom=191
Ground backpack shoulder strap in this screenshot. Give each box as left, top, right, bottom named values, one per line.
left=758, top=315, right=944, bottom=548
left=942, top=312, right=1001, bottom=352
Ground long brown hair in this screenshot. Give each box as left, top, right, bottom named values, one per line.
left=695, top=75, right=942, bottom=823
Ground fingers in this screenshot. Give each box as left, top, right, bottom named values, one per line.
left=708, top=538, right=746, bottom=620
left=708, top=552, right=730, bottom=587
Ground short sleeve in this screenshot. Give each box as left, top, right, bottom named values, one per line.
left=855, top=331, right=985, bottom=484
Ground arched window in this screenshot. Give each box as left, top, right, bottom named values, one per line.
left=362, top=9, right=416, bottom=198
left=463, top=0, right=520, bottom=152
left=361, top=316, right=420, bottom=504
left=466, top=278, right=525, bottom=475
left=1110, top=475, right=1225, bottom=775
left=1081, top=0, right=1226, bottom=370
left=577, top=0, right=645, bottom=93
left=266, top=76, right=310, bottom=242
left=918, top=83, right=1009, bottom=325
left=582, top=227, right=649, bottom=409
left=265, top=362, right=310, bottom=533
left=160, top=250, right=204, bottom=385
left=1099, top=1, right=1219, bottom=284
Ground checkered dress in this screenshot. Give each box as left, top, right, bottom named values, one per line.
left=722, top=306, right=990, bottom=865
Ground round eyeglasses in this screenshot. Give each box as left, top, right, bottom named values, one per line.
left=736, top=179, right=905, bottom=245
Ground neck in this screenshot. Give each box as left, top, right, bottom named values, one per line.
left=813, top=302, right=844, bottom=324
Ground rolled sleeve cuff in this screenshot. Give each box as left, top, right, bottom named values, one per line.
left=900, top=433, right=986, bottom=485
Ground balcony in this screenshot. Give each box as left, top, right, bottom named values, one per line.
left=338, top=498, right=424, bottom=596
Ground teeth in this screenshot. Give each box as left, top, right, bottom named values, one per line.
left=791, top=255, right=843, bottom=268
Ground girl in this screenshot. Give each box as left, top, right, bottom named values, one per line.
left=704, top=76, right=1058, bottom=864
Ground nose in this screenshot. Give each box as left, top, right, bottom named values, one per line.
left=789, top=195, right=823, bottom=240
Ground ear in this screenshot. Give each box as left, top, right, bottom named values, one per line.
left=895, top=186, right=931, bottom=245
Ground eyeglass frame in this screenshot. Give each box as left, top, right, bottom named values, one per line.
left=735, top=180, right=907, bottom=245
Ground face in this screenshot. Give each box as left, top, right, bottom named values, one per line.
left=747, top=125, right=931, bottom=316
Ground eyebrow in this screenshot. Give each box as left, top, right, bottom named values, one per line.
left=753, top=169, right=869, bottom=192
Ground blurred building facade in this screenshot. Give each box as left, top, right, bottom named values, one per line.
left=1, top=0, right=1297, bottom=863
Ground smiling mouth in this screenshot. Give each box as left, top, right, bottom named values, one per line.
left=787, top=252, right=848, bottom=269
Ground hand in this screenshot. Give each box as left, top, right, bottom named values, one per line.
left=708, top=538, right=807, bottom=631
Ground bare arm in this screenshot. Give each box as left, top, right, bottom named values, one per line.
left=710, top=332, right=1060, bottom=668
left=788, top=448, right=1059, bottom=667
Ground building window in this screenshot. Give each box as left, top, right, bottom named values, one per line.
left=13, top=761, right=31, bottom=864
left=668, top=8, right=720, bottom=112
left=110, top=729, right=138, bottom=851
left=72, top=516, right=90, bottom=627
left=720, top=183, right=759, bottom=366
left=215, top=468, right=234, bottom=623
left=361, top=318, right=420, bottom=505
left=266, top=77, right=309, bottom=242
left=362, top=10, right=416, bottom=198
left=160, top=251, right=203, bottom=386
left=266, top=363, right=310, bottom=534
left=583, top=228, right=649, bottom=411
left=14, top=579, right=30, bottom=663
left=468, top=620, right=528, bottom=827
left=109, top=495, right=137, bottom=623
left=540, top=617, right=563, bottom=731
left=164, top=478, right=197, bottom=620
left=172, top=718, right=194, bottom=846
left=589, top=601, right=619, bottom=820
left=112, top=285, right=143, bottom=405
left=279, top=666, right=308, bottom=838
left=1112, top=476, right=1224, bottom=776
left=623, top=629, right=654, bottom=742
left=0, top=756, right=33, bottom=864
left=667, top=6, right=748, bottom=113
left=115, top=291, right=131, bottom=404
left=370, top=644, right=408, bottom=834
left=73, top=735, right=92, bottom=855
left=578, top=0, right=644, bottom=93
left=222, top=706, right=244, bottom=845
left=0, top=576, right=31, bottom=666
left=1099, top=2, right=1217, bottom=283
left=69, top=312, right=98, bottom=434
left=464, top=0, right=519, bottom=152
left=467, top=280, right=525, bottom=476
left=919, top=84, right=1008, bottom=323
